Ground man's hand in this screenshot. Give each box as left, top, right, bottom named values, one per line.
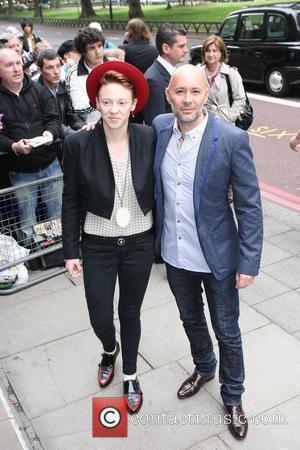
left=12, top=139, right=32, bottom=155
left=65, top=259, right=81, bottom=278
left=235, top=273, right=255, bottom=289
left=80, top=122, right=96, bottom=132
left=290, top=130, right=300, bottom=152
left=42, top=130, right=53, bottom=145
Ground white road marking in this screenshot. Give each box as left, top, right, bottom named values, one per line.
left=248, top=92, right=300, bottom=108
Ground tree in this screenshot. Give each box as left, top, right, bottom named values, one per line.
left=80, top=0, right=97, bottom=18
left=33, top=0, right=42, bottom=18
left=128, top=0, right=144, bottom=19
left=8, top=0, right=14, bottom=15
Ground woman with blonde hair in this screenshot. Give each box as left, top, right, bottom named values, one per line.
left=199, top=35, right=246, bottom=124
left=119, top=18, right=158, bottom=74
left=119, top=19, right=158, bottom=124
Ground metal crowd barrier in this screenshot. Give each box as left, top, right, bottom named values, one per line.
left=0, top=16, right=222, bottom=34
left=0, top=174, right=67, bottom=295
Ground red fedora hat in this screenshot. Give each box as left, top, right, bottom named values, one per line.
left=86, top=61, right=149, bottom=114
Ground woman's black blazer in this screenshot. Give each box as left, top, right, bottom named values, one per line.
left=62, top=122, right=155, bottom=259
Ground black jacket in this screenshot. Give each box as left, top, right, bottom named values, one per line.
left=22, top=33, right=41, bottom=53
left=38, top=76, right=85, bottom=136
left=143, top=59, right=172, bottom=125
left=62, top=122, right=155, bottom=259
left=119, top=39, right=158, bottom=73
left=0, top=76, right=61, bottom=173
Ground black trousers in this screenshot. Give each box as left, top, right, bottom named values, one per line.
left=82, top=230, right=154, bottom=375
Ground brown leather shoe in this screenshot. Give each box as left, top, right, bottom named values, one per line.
left=177, top=371, right=215, bottom=399
left=225, top=404, right=248, bottom=440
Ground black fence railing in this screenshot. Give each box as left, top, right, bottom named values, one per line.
left=0, top=16, right=222, bottom=34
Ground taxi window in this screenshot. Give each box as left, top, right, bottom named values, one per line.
left=219, top=16, right=238, bottom=40
left=238, top=14, right=264, bottom=40
left=267, top=14, right=287, bottom=39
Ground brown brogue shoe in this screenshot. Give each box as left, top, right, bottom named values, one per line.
left=225, top=404, right=248, bottom=440
left=177, top=372, right=215, bottom=399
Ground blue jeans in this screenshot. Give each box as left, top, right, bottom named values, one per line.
left=9, top=158, right=63, bottom=244
left=166, top=264, right=245, bottom=405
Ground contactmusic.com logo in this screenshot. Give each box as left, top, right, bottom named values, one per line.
left=92, top=398, right=128, bottom=437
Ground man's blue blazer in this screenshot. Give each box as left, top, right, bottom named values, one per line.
left=153, top=112, right=263, bottom=281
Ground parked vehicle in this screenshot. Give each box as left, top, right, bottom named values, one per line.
left=190, top=3, right=300, bottom=96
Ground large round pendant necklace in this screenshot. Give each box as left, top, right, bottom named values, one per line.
left=112, top=149, right=131, bottom=228
left=116, top=206, right=130, bottom=228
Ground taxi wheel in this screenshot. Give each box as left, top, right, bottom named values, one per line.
left=266, top=67, right=289, bottom=97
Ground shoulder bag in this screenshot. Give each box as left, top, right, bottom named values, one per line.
left=224, top=73, right=253, bottom=131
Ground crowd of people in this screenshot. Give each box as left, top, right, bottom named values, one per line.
left=0, top=17, right=267, bottom=438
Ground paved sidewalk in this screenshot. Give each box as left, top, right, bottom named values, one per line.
left=1, top=198, right=300, bottom=450
left=0, top=383, right=31, bottom=449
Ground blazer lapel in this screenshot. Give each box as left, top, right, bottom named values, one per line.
left=128, top=124, right=136, bottom=178
left=155, top=60, right=171, bottom=84
left=154, top=117, right=174, bottom=173
left=193, top=112, right=219, bottom=218
left=154, top=116, right=174, bottom=201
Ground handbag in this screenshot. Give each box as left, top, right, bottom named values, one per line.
left=224, top=73, right=253, bottom=131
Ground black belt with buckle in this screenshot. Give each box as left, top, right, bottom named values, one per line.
left=83, top=228, right=153, bottom=246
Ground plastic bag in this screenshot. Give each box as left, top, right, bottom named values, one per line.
left=0, top=234, right=30, bottom=289
left=0, top=234, right=30, bottom=263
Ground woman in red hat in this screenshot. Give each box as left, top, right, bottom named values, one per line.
left=62, top=61, right=154, bottom=414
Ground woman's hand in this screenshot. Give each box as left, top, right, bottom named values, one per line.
left=66, top=259, right=81, bottom=278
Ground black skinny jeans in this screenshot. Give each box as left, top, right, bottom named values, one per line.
left=82, top=231, right=154, bottom=375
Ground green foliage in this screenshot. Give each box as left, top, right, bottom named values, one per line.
left=0, top=1, right=294, bottom=21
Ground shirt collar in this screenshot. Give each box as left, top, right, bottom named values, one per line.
left=76, top=56, right=96, bottom=76
left=173, top=109, right=208, bottom=142
left=83, top=59, right=95, bottom=74
left=157, top=55, right=176, bottom=76
left=46, top=85, right=58, bottom=97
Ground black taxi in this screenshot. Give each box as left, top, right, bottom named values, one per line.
left=190, top=3, right=300, bottom=96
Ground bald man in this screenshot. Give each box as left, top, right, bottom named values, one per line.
left=153, top=65, right=263, bottom=440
